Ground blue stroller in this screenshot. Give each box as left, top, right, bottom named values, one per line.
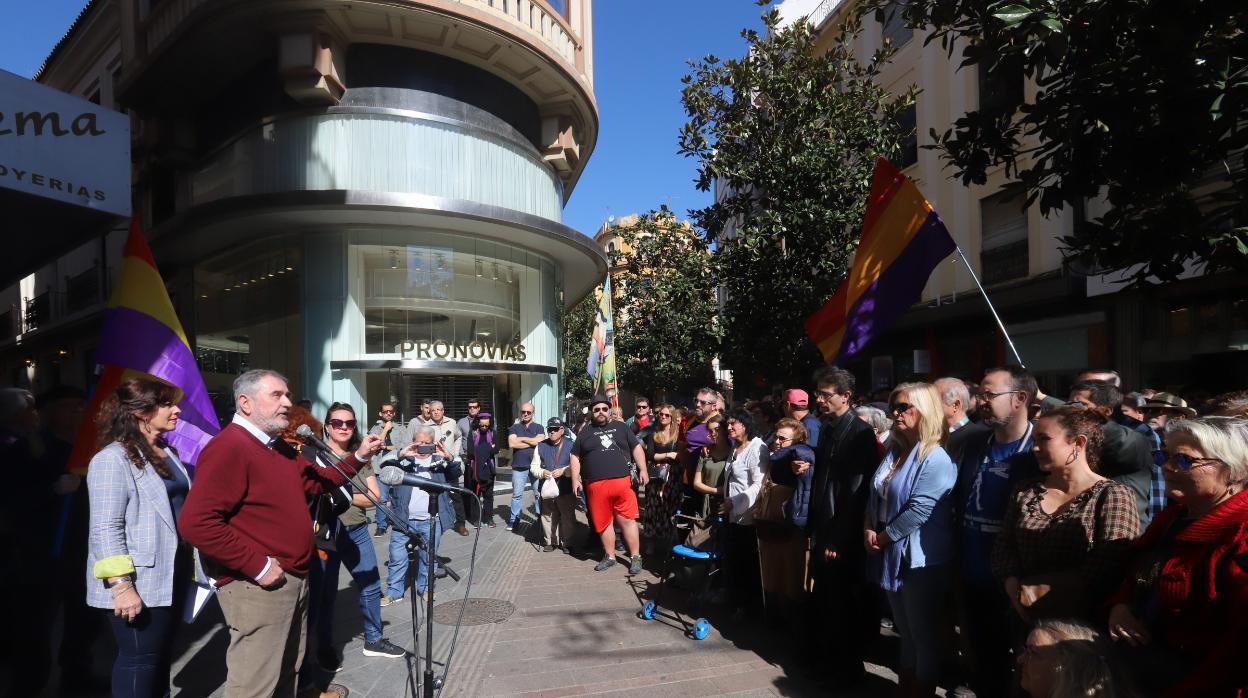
left=637, top=493, right=725, bottom=641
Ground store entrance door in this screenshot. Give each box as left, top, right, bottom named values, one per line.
left=397, top=373, right=495, bottom=423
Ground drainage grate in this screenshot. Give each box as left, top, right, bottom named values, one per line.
left=431, top=598, right=515, bottom=626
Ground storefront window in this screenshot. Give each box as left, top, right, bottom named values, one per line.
left=350, top=232, right=558, bottom=369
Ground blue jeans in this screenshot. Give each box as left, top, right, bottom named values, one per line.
left=885, top=563, right=952, bottom=683
left=386, top=517, right=441, bottom=599
left=376, top=483, right=397, bottom=532
left=509, top=467, right=540, bottom=524
left=106, top=605, right=177, bottom=698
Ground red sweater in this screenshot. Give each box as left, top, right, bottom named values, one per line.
left=1108, top=488, right=1248, bottom=697
left=178, top=422, right=361, bottom=586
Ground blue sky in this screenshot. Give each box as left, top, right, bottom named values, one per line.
left=2, top=1, right=767, bottom=237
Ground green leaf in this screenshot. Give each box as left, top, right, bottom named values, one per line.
left=992, top=5, right=1034, bottom=25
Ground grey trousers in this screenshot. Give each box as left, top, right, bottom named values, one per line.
left=216, top=573, right=309, bottom=698
left=540, top=491, right=577, bottom=547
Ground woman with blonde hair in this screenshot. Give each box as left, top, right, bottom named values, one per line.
left=864, top=382, right=957, bottom=697
left=640, top=403, right=682, bottom=553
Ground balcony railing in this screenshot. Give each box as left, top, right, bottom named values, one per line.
left=143, top=0, right=583, bottom=77
left=24, top=293, right=51, bottom=333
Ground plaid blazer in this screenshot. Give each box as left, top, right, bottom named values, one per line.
left=85, top=442, right=190, bottom=609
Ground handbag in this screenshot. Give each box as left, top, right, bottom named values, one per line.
left=754, top=475, right=794, bottom=523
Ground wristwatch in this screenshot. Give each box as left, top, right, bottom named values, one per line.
left=103, top=575, right=134, bottom=589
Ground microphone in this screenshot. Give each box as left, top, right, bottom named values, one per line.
left=295, top=423, right=334, bottom=454
left=379, top=465, right=474, bottom=497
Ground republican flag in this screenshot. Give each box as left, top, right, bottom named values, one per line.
left=805, top=157, right=957, bottom=363
left=586, top=276, right=618, bottom=405
left=67, top=218, right=220, bottom=473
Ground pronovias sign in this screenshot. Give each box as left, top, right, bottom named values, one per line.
left=398, top=339, right=527, bottom=362
left=0, top=68, right=131, bottom=217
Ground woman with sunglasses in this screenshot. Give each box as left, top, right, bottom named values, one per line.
left=306, top=403, right=405, bottom=670
left=1106, top=416, right=1248, bottom=697
left=640, top=404, right=682, bottom=554
left=864, top=383, right=957, bottom=698
left=992, top=406, right=1139, bottom=627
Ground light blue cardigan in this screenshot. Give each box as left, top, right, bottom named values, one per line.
left=866, top=444, right=957, bottom=590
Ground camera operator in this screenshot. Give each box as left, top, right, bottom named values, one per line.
left=380, top=426, right=460, bottom=607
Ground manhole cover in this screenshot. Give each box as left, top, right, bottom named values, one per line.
left=431, top=598, right=515, bottom=626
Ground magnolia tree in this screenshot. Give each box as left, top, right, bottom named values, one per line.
left=865, top=0, right=1248, bottom=281
left=611, top=207, right=720, bottom=400
left=679, top=6, right=914, bottom=385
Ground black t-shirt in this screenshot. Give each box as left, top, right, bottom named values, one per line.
left=571, top=420, right=639, bottom=483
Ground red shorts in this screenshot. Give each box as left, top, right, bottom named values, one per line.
left=585, top=476, right=638, bottom=532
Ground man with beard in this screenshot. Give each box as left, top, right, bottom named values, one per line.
left=681, top=388, right=722, bottom=477
left=797, top=367, right=880, bottom=686
left=370, top=402, right=410, bottom=538
left=952, top=366, right=1041, bottom=698
left=180, top=370, right=384, bottom=697
left=570, top=395, right=649, bottom=574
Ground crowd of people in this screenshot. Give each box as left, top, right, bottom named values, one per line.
left=3, top=364, right=1247, bottom=698
left=563, top=370, right=1247, bottom=698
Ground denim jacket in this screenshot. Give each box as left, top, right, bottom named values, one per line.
left=382, top=452, right=457, bottom=533
left=866, top=444, right=957, bottom=591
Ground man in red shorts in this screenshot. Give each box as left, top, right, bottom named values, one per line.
left=570, top=394, right=649, bottom=574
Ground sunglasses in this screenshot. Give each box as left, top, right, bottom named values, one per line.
left=1162, top=452, right=1224, bottom=472
left=659, top=413, right=672, bottom=418
left=379, top=409, right=395, bottom=414
left=695, top=399, right=714, bottom=406
left=521, top=410, right=533, bottom=415
left=591, top=406, right=610, bottom=413
left=774, top=435, right=794, bottom=444
left=889, top=403, right=914, bottom=416
left=327, top=419, right=356, bottom=429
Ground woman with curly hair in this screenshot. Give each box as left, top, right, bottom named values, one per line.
left=992, top=406, right=1140, bottom=624
left=86, top=378, right=198, bottom=698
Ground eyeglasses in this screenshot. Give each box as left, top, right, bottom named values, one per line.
left=591, top=406, right=610, bottom=413
left=889, top=403, right=914, bottom=416
left=521, top=410, right=533, bottom=415
left=659, top=413, right=672, bottom=419
left=774, top=435, right=794, bottom=444
left=814, top=390, right=841, bottom=401
left=327, top=419, right=356, bottom=429
left=695, top=399, right=714, bottom=406
left=982, top=390, right=1022, bottom=400
left=1163, top=452, right=1225, bottom=472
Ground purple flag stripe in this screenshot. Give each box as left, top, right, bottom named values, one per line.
left=167, top=419, right=213, bottom=476
left=836, top=212, right=956, bottom=361
left=95, top=306, right=219, bottom=440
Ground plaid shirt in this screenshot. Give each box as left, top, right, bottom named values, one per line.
left=1148, top=453, right=1168, bottom=521
left=992, top=478, right=1141, bottom=601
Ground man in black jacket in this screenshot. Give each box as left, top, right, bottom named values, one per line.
left=797, top=367, right=881, bottom=684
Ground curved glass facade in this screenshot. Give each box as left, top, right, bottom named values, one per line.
left=192, top=110, right=565, bottom=221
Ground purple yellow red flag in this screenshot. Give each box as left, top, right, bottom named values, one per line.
left=67, top=218, right=219, bottom=473
left=805, top=157, right=957, bottom=364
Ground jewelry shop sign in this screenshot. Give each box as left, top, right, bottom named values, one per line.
left=0, top=68, right=131, bottom=217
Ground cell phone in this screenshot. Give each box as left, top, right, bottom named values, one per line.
left=416, top=444, right=437, bottom=456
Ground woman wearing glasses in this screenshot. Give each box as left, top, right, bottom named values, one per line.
left=1106, top=417, right=1248, bottom=697
left=864, top=383, right=957, bottom=698
left=992, top=406, right=1140, bottom=625
left=640, top=404, right=682, bottom=554
left=306, top=403, right=405, bottom=670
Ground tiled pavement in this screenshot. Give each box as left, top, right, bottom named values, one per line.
left=152, top=481, right=918, bottom=697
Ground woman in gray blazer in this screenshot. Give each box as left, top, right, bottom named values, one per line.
left=87, top=378, right=194, bottom=698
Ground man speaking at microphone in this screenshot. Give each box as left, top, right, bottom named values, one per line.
left=381, top=426, right=459, bottom=607
left=179, top=370, right=383, bottom=698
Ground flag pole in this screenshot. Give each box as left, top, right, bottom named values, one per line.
left=954, top=246, right=1026, bottom=368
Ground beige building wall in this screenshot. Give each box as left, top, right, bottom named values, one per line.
left=790, top=0, right=1073, bottom=303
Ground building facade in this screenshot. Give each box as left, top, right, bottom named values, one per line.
left=2, top=0, right=605, bottom=426
left=778, top=0, right=1247, bottom=397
